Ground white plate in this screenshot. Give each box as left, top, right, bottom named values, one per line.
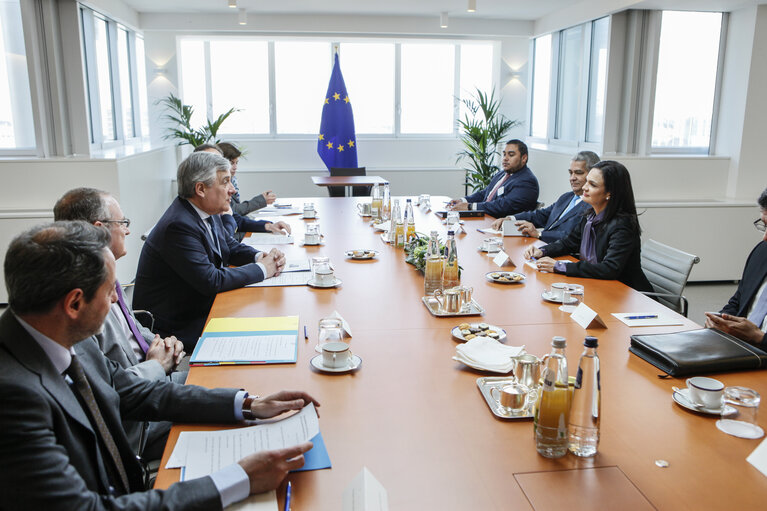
left=301, top=239, right=325, bottom=246
left=451, top=323, right=507, bottom=342
left=541, top=291, right=578, bottom=304
left=310, top=354, right=362, bottom=373
left=307, top=277, right=342, bottom=288
left=345, top=250, right=379, bottom=260
left=672, top=388, right=736, bottom=416
left=486, top=271, right=526, bottom=284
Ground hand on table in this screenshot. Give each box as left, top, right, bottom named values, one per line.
left=490, top=217, right=506, bottom=231
left=515, top=220, right=540, bottom=238
left=523, top=246, right=543, bottom=260
left=249, top=390, right=321, bottom=420
left=450, top=200, right=469, bottom=211
left=259, top=248, right=286, bottom=278
left=238, top=442, right=313, bottom=495
left=705, top=313, right=765, bottom=345
left=265, top=221, right=291, bottom=235
left=262, top=190, right=277, bottom=205
left=534, top=257, right=557, bottom=273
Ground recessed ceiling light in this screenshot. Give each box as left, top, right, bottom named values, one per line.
left=440, top=12, right=448, bottom=29
left=238, top=8, right=247, bottom=25
left=467, top=0, right=476, bottom=13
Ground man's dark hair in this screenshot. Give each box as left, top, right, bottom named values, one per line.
left=591, top=160, right=640, bottom=231
left=506, top=139, right=528, bottom=159
left=758, top=188, right=767, bottom=209
left=5, top=221, right=111, bottom=315
left=53, top=188, right=109, bottom=223
left=193, top=143, right=223, bottom=155
left=217, top=142, right=242, bottom=162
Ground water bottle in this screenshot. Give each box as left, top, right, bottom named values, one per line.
left=371, top=184, right=383, bottom=220
left=568, top=336, right=600, bottom=457
left=442, top=230, right=459, bottom=289
left=534, top=337, right=570, bottom=458
left=424, top=231, right=443, bottom=296
left=405, top=199, right=416, bottom=243
left=381, top=183, right=391, bottom=221
left=392, top=199, right=404, bottom=247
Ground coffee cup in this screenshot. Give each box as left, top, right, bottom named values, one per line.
left=490, top=382, right=529, bottom=413
left=305, top=224, right=321, bottom=245
left=357, top=203, right=372, bottom=216
left=321, top=341, right=352, bottom=369
left=315, top=267, right=335, bottom=286
left=433, top=287, right=463, bottom=313
left=548, top=283, right=567, bottom=301
left=687, top=376, right=724, bottom=409
left=303, top=203, right=316, bottom=219
left=481, top=238, right=502, bottom=253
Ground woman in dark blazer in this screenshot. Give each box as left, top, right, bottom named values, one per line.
left=524, top=160, right=653, bottom=292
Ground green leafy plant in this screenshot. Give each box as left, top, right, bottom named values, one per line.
left=159, top=93, right=239, bottom=147
left=404, top=234, right=460, bottom=276
left=456, top=88, right=520, bottom=195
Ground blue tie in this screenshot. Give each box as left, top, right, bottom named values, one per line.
left=556, top=195, right=580, bottom=221
left=205, top=216, right=222, bottom=259
left=747, top=286, right=767, bottom=329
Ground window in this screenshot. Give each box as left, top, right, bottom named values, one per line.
left=0, top=0, right=35, bottom=151
left=651, top=11, right=722, bottom=151
left=529, top=18, right=609, bottom=146
left=80, top=6, right=151, bottom=146
left=177, top=37, right=495, bottom=137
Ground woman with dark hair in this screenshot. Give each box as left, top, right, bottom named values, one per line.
left=523, top=160, right=653, bottom=292
left=217, top=142, right=277, bottom=215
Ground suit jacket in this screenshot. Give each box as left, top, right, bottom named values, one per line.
left=0, top=310, right=238, bottom=510
left=721, top=241, right=767, bottom=348
left=134, top=197, right=265, bottom=349
left=514, top=191, right=592, bottom=243
left=542, top=214, right=653, bottom=292
left=231, top=192, right=267, bottom=216
left=222, top=213, right=269, bottom=241
left=464, top=166, right=539, bottom=218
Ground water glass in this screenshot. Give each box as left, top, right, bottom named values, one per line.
left=717, top=386, right=764, bottom=439
left=446, top=210, right=460, bottom=230
left=418, top=194, right=431, bottom=210
left=316, top=317, right=344, bottom=353
left=559, top=284, right=584, bottom=313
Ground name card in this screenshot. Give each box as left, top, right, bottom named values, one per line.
left=342, top=467, right=389, bottom=511
left=493, top=250, right=515, bottom=267
left=502, top=217, right=517, bottom=236
left=332, top=310, right=353, bottom=338
left=570, top=302, right=607, bottom=329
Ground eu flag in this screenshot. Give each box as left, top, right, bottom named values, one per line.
left=317, top=53, right=358, bottom=169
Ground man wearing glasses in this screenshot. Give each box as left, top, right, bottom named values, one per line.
left=705, top=188, right=767, bottom=348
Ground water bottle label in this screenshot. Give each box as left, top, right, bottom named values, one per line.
left=542, top=368, right=555, bottom=392
left=574, top=367, right=583, bottom=389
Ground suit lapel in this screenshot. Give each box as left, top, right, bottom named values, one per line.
left=548, top=194, right=583, bottom=230
left=180, top=198, right=224, bottom=267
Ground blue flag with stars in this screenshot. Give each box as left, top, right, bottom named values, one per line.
left=317, top=53, right=358, bottom=170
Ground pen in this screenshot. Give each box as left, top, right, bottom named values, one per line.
left=304, top=326, right=308, bottom=340
left=284, top=481, right=292, bottom=511
left=625, top=314, right=658, bottom=320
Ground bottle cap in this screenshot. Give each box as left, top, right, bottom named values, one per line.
left=552, top=336, right=566, bottom=348
left=406, top=198, right=411, bottom=202
left=447, top=230, right=454, bottom=236
left=584, top=336, right=598, bottom=348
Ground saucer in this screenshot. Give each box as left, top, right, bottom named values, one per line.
left=541, top=291, right=578, bottom=304
left=451, top=323, right=507, bottom=342
left=307, top=277, right=342, bottom=288
left=672, top=388, right=736, bottom=416
left=345, top=249, right=378, bottom=260
left=486, top=271, right=526, bottom=284
left=310, top=354, right=362, bottom=373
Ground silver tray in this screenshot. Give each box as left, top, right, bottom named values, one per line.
left=421, top=296, right=484, bottom=317
left=476, top=377, right=536, bottom=420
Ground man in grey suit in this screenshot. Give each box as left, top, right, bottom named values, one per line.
left=0, top=221, right=316, bottom=510
left=54, top=187, right=186, bottom=458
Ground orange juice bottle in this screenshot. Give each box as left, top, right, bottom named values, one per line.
left=442, top=230, right=459, bottom=288
left=405, top=199, right=416, bottom=243
left=534, top=337, right=570, bottom=458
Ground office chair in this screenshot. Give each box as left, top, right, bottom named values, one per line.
left=328, top=167, right=368, bottom=197
left=640, top=239, right=700, bottom=317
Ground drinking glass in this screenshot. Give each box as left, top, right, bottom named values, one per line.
left=559, top=284, right=584, bottom=313
left=716, top=387, right=764, bottom=439
left=446, top=210, right=460, bottom=230
left=316, top=317, right=344, bottom=353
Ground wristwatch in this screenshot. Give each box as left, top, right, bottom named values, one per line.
left=241, top=392, right=259, bottom=420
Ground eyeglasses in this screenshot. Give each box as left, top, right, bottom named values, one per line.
left=755, top=218, right=766, bottom=233
left=100, top=218, right=131, bottom=229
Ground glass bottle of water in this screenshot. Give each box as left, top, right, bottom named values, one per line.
left=405, top=199, right=416, bottom=243
left=442, top=230, right=459, bottom=289
left=534, top=337, right=570, bottom=458
left=424, top=231, right=443, bottom=296
left=381, top=183, right=391, bottom=221
left=371, top=184, right=383, bottom=220
left=568, top=336, right=600, bottom=457
left=392, top=199, right=405, bottom=247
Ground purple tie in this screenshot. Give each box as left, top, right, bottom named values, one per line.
left=747, top=287, right=767, bottom=329
left=115, top=282, right=150, bottom=354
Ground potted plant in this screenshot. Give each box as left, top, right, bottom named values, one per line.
left=456, top=88, right=520, bottom=195
left=159, top=93, right=239, bottom=147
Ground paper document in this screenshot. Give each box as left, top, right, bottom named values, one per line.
left=190, top=333, right=297, bottom=364
left=477, top=227, right=502, bottom=235
left=283, top=258, right=310, bottom=272
left=174, top=403, right=320, bottom=480
left=228, top=492, right=278, bottom=511
left=250, top=207, right=302, bottom=216
left=204, top=316, right=299, bottom=334
left=247, top=271, right=310, bottom=287
left=343, top=467, right=389, bottom=511
left=611, top=313, right=685, bottom=327
left=524, top=260, right=538, bottom=271
left=747, top=436, right=767, bottom=478
left=242, top=233, right=294, bottom=246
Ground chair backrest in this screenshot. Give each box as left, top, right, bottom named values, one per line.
left=330, top=167, right=366, bottom=177
left=641, top=239, right=700, bottom=313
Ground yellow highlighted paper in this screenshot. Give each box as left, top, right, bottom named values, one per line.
left=203, top=316, right=299, bottom=333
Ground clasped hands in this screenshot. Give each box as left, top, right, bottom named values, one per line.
left=705, top=312, right=765, bottom=346
left=257, top=248, right=286, bottom=278
left=145, top=335, right=185, bottom=374
left=523, top=245, right=556, bottom=272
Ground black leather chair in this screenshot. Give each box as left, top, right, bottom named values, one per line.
left=328, top=167, right=369, bottom=197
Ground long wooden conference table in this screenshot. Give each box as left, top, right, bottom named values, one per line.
left=156, top=197, right=767, bottom=510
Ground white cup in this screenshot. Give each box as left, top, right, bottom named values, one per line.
left=549, top=283, right=567, bottom=301
left=322, top=341, right=352, bottom=369
left=303, top=203, right=316, bottom=219
left=687, top=376, right=725, bottom=409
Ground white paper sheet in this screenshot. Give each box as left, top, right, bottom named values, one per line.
left=571, top=302, right=607, bottom=329
left=191, top=334, right=297, bottom=363
left=493, top=250, right=514, bottom=267
left=611, top=313, right=685, bottom=327
left=342, top=467, right=389, bottom=511
left=228, top=492, right=279, bottom=511
left=250, top=207, right=302, bottom=216
left=282, top=258, right=310, bottom=272
left=477, top=228, right=502, bottom=235
left=242, top=233, right=294, bottom=246
left=246, top=271, right=310, bottom=287
left=171, top=403, right=320, bottom=479
left=747, top=436, right=767, bottom=478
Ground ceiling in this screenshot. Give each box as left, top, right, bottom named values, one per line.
left=121, top=0, right=576, bottom=21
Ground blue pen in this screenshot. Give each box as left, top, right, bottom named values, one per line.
left=304, top=326, right=308, bottom=340
left=626, top=314, right=658, bottom=320
left=284, top=481, right=292, bottom=511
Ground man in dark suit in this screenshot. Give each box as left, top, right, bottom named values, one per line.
left=705, top=188, right=767, bottom=349
left=447, top=139, right=539, bottom=218
left=490, top=151, right=599, bottom=242
left=0, top=221, right=316, bottom=510
left=134, top=152, right=287, bottom=350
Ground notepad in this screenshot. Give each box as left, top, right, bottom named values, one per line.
left=246, top=271, right=310, bottom=287
left=241, top=233, right=294, bottom=245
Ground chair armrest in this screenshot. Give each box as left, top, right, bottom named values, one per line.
left=133, top=310, right=155, bottom=332
left=640, top=291, right=689, bottom=317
